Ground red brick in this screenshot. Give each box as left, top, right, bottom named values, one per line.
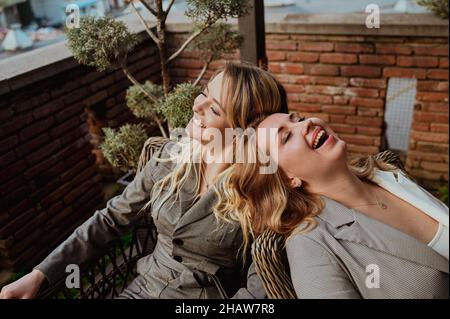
left=329, top=114, right=346, bottom=123
left=321, top=105, right=356, bottom=115
left=55, top=102, right=84, bottom=123
left=383, top=67, right=427, bottom=79
left=25, top=140, right=61, bottom=165
left=174, top=58, right=205, bottom=69
left=266, top=41, right=297, bottom=51
left=347, top=144, right=380, bottom=154
left=420, top=161, right=449, bottom=173
left=13, top=93, right=50, bottom=113
left=33, top=100, right=64, bottom=120
left=320, top=53, right=357, bottom=65
left=350, top=78, right=387, bottom=89
left=350, top=97, right=384, bottom=108
left=417, top=81, right=449, bottom=92
left=341, top=134, right=375, bottom=146
left=412, top=122, right=430, bottom=131
left=376, top=44, right=413, bottom=55
left=411, top=131, right=448, bottom=143
left=397, top=56, right=439, bottom=68
left=19, top=117, right=55, bottom=141
left=290, top=103, right=322, bottom=112
left=83, top=90, right=108, bottom=107
left=430, top=123, right=449, bottom=133
left=341, top=66, right=381, bottom=78
left=440, top=58, right=449, bottom=68
left=50, top=117, right=81, bottom=138
left=345, top=87, right=379, bottom=98
left=330, top=124, right=356, bottom=134
left=356, top=126, right=382, bottom=136
left=310, top=76, right=349, bottom=87
left=333, top=96, right=350, bottom=105
left=51, top=80, right=81, bottom=98
left=0, top=114, right=34, bottom=137
left=414, top=112, right=449, bottom=123
left=360, top=55, right=396, bottom=65
left=298, top=42, right=334, bottom=52
left=284, top=84, right=306, bottom=93
left=427, top=69, right=449, bottom=80
left=335, top=43, right=374, bottom=53
left=416, top=91, right=449, bottom=102
left=305, top=65, right=340, bottom=76
left=15, top=133, right=50, bottom=157
left=346, top=116, right=383, bottom=127
left=267, top=51, right=286, bottom=61
left=62, top=87, right=90, bottom=105
left=420, top=102, right=449, bottom=113
left=288, top=52, right=319, bottom=63
left=23, top=155, right=57, bottom=180
left=408, top=150, right=448, bottom=163
left=414, top=45, right=449, bottom=56
left=269, top=62, right=304, bottom=74
left=298, top=94, right=333, bottom=104
left=305, top=85, right=345, bottom=95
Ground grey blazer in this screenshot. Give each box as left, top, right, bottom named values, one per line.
left=34, top=141, right=265, bottom=299
left=286, top=197, right=449, bottom=299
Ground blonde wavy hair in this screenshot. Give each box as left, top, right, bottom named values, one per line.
left=143, top=62, right=289, bottom=226
left=214, top=115, right=402, bottom=254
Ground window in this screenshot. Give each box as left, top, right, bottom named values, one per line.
left=383, top=77, right=417, bottom=153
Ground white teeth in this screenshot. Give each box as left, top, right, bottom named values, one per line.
left=193, top=118, right=206, bottom=128
left=313, top=130, right=325, bottom=149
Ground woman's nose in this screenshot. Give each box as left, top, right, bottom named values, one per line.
left=300, top=119, right=313, bottom=136
left=193, top=97, right=207, bottom=114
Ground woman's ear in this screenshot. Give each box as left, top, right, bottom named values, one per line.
left=289, top=177, right=303, bottom=189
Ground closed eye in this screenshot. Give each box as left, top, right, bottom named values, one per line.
left=283, top=132, right=292, bottom=144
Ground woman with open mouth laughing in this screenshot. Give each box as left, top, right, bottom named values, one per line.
left=220, top=113, right=449, bottom=299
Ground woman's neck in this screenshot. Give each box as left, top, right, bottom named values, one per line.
left=309, top=167, right=375, bottom=208
left=201, top=141, right=233, bottom=183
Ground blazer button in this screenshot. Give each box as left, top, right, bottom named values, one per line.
left=174, top=255, right=183, bottom=263
left=173, top=238, right=184, bottom=246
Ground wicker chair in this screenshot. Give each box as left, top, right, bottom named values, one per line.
left=251, top=150, right=406, bottom=299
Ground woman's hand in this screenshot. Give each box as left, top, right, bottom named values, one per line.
left=0, top=269, right=45, bottom=299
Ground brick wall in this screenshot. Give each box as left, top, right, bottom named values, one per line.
left=168, top=32, right=449, bottom=189
left=0, top=40, right=161, bottom=271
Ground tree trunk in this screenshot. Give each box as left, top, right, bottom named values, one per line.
left=156, top=0, right=171, bottom=96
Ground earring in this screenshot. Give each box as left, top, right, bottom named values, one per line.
left=290, top=177, right=302, bottom=189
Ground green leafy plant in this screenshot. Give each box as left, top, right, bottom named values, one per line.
left=157, top=83, right=202, bottom=128
left=66, top=16, right=140, bottom=72
left=100, top=124, right=149, bottom=173
left=438, top=185, right=449, bottom=206
left=66, top=0, right=250, bottom=172
left=416, top=0, right=449, bottom=18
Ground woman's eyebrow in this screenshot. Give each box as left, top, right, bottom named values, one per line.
left=206, top=85, right=225, bottom=112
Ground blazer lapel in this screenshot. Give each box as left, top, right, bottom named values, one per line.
left=175, top=187, right=217, bottom=232
left=320, top=197, right=449, bottom=274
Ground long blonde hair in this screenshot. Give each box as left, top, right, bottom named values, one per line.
left=145, top=62, right=289, bottom=221
left=214, top=116, right=402, bottom=254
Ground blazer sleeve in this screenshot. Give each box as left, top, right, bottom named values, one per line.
left=231, top=262, right=267, bottom=299
left=286, top=234, right=361, bottom=299
left=33, top=143, right=169, bottom=285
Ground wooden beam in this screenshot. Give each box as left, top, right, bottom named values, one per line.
left=238, top=0, right=267, bottom=69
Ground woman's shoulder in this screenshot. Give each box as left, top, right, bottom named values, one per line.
left=286, top=218, right=329, bottom=249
